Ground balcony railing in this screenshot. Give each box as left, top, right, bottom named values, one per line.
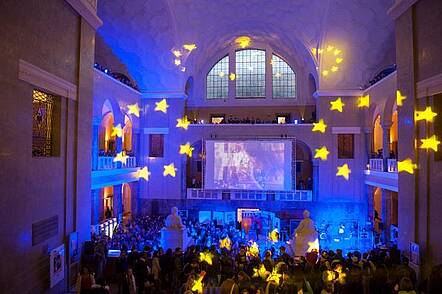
left=186, top=188, right=312, bottom=201
left=368, top=158, right=397, bottom=173
left=97, top=156, right=137, bottom=170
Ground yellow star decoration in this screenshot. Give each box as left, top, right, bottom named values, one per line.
left=420, top=135, right=441, bottom=151
left=396, top=90, right=406, bottom=107
left=314, top=146, right=330, bottom=161
left=336, top=57, right=343, bottom=64
left=137, top=166, right=151, bottom=181
left=415, top=106, right=437, bottom=122
left=336, top=163, right=351, bottom=180
left=269, top=228, right=279, bottom=242
left=191, top=271, right=206, bottom=293
left=229, top=73, right=236, bottom=80
left=111, top=124, right=123, bottom=137
left=357, top=95, right=370, bottom=108
left=163, top=163, right=177, bottom=177
left=174, top=59, right=181, bottom=66
left=331, top=66, right=339, bottom=72
left=235, top=36, right=252, bottom=48
left=312, top=119, right=327, bottom=133
left=183, top=43, right=197, bottom=52
left=253, top=264, right=270, bottom=279
left=154, top=99, right=169, bottom=114
left=172, top=50, right=182, bottom=58
left=219, top=236, right=232, bottom=250
left=266, top=268, right=282, bottom=286
left=247, top=242, right=260, bottom=257
left=176, top=116, right=190, bottom=130
left=330, top=97, right=345, bottom=112
left=199, top=252, right=213, bottom=265
left=127, top=103, right=140, bottom=117
left=179, top=143, right=194, bottom=157
left=113, top=151, right=128, bottom=164
left=397, top=158, right=417, bottom=174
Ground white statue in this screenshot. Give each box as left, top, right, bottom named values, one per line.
left=165, top=207, right=185, bottom=230
left=293, top=210, right=319, bottom=256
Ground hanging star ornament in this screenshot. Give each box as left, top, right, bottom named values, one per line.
left=163, top=163, right=177, bottom=177
left=420, top=135, right=441, bottom=151
left=336, top=163, right=351, bottom=180
left=179, top=143, right=194, bottom=157
left=111, top=124, right=123, bottom=137
left=314, top=146, right=330, bottom=161
left=396, top=90, right=406, bottom=107
left=312, top=119, right=327, bottom=133
left=397, top=158, right=417, bottom=174
left=357, top=95, right=370, bottom=108
left=330, top=97, right=345, bottom=112
left=155, top=99, right=169, bottom=114
left=176, top=116, right=190, bottom=130
left=137, top=166, right=151, bottom=181
left=113, top=151, right=128, bottom=164
left=127, top=103, right=140, bottom=117
left=415, top=106, right=437, bottom=122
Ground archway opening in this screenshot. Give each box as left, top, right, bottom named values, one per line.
left=390, top=110, right=398, bottom=158
left=373, top=115, right=383, bottom=157
left=122, top=183, right=131, bottom=218
left=186, top=140, right=203, bottom=188
left=295, top=140, right=313, bottom=190
left=103, top=186, right=114, bottom=220
left=99, top=111, right=116, bottom=154
left=122, top=115, right=133, bottom=154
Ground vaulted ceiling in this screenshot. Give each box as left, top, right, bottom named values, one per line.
left=97, top=0, right=395, bottom=92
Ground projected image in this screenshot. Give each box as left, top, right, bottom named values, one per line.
left=211, top=141, right=287, bottom=190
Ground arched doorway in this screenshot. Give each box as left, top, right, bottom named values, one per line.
left=186, top=140, right=203, bottom=188
left=99, top=111, right=116, bottom=154
left=103, top=186, right=114, bottom=220
left=122, top=183, right=131, bottom=218
left=295, top=140, right=313, bottom=190
left=390, top=110, right=398, bottom=158
left=373, top=115, right=383, bottom=157
left=122, top=115, right=133, bottom=154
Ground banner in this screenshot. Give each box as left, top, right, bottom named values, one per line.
left=50, top=244, right=65, bottom=288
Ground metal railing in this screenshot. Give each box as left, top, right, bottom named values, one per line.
left=369, top=158, right=397, bottom=173
left=97, top=156, right=137, bottom=170
left=387, top=159, right=398, bottom=172
left=186, top=188, right=313, bottom=201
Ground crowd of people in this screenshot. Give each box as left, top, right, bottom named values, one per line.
left=78, top=215, right=442, bottom=294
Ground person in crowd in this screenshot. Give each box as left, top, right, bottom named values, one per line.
left=121, top=268, right=136, bottom=294
left=76, top=267, right=95, bottom=294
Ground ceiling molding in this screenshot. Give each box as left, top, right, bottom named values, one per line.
left=387, top=0, right=419, bottom=20
left=18, top=59, right=78, bottom=101
left=65, top=0, right=103, bottom=29
left=313, top=89, right=364, bottom=98
left=416, top=72, right=442, bottom=99
left=141, top=91, right=188, bottom=99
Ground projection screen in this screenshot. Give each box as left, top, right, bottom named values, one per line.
left=204, top=140, right=292, bottom=191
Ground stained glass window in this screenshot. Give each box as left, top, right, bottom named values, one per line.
left=206, top=55, right=229, bottom=99
left=235, top=49, right=266, bottom=98
left=272, top=54, right=296, bottom=98
left=32, top=89, right=58, bottom=157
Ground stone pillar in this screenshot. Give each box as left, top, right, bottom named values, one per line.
left=92, top=117, right=101, bottom=170
left=91, top=189, right=100, bottom=225
left=364, top=127, right=374, bottom=161
left=113, top=184, right=123, bottom=221
left=382, top=123, right=392, bottom=161
left=381, top=189, right=392, bottom=244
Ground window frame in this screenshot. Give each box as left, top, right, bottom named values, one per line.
left=337, top=134, right=355, bottom=159
left=234, top=48, right=267, bottom=99
left=205, top=55, right=229, bottom=100
left=271, top=54, right=297, bottom=99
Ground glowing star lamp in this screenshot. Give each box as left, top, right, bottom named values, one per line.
left=253, top=264, right=270, bottom=279
left=269, top=228, right=279, bottom=242
left=357, top=95, right=370, bottom=108
left=183, top=43, right=197, bottom=52
left=163, top=163, right=177, bottom=177
left=137, top=166, right=151, bottom=181
left=330, top=97, right=345, bottom=112
left=219, top=236, right=232, bottom=250
left=314, top=146, right=330, bottom=161
left=113, top=151, right=128, bottom=164
left=415, top=106, right=437, bottom=122
left=396, top=90, right=406, bottom=106
left=111, top=124, right=123, bottom=137
left=336, top=163, right=351, bottom=180
left=247, top=242, right=259, bottom=257
left=199, top=252, right=213, bottom=265
left=266, top=268, right=282, bottom=286
left=127, top=103, right=140, bottom=117
left=179, top=143, right=194, bottom=158
left=154, top=99, right=169, bottom=114
left=235, top=36, right=252, bottom=48
left=312, top=119, right=327, bottom=133
left=397, top=158, right=417, bottom=174
left=191, top=271, right=206, bottom=293
left=420, top=135, right=441, bottom=152
left=229, top=73, right=236, bottom=81
left=176, top=116, right=191, bottom=130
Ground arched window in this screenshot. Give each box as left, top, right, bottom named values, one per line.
left=235, top=49, right=266, bottom=98
left=206, top=55, right=229, bottom=99
left=272, top=54, right=296, bottom=98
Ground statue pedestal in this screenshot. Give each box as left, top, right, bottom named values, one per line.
left=160, top=227, right=190, bottom=251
